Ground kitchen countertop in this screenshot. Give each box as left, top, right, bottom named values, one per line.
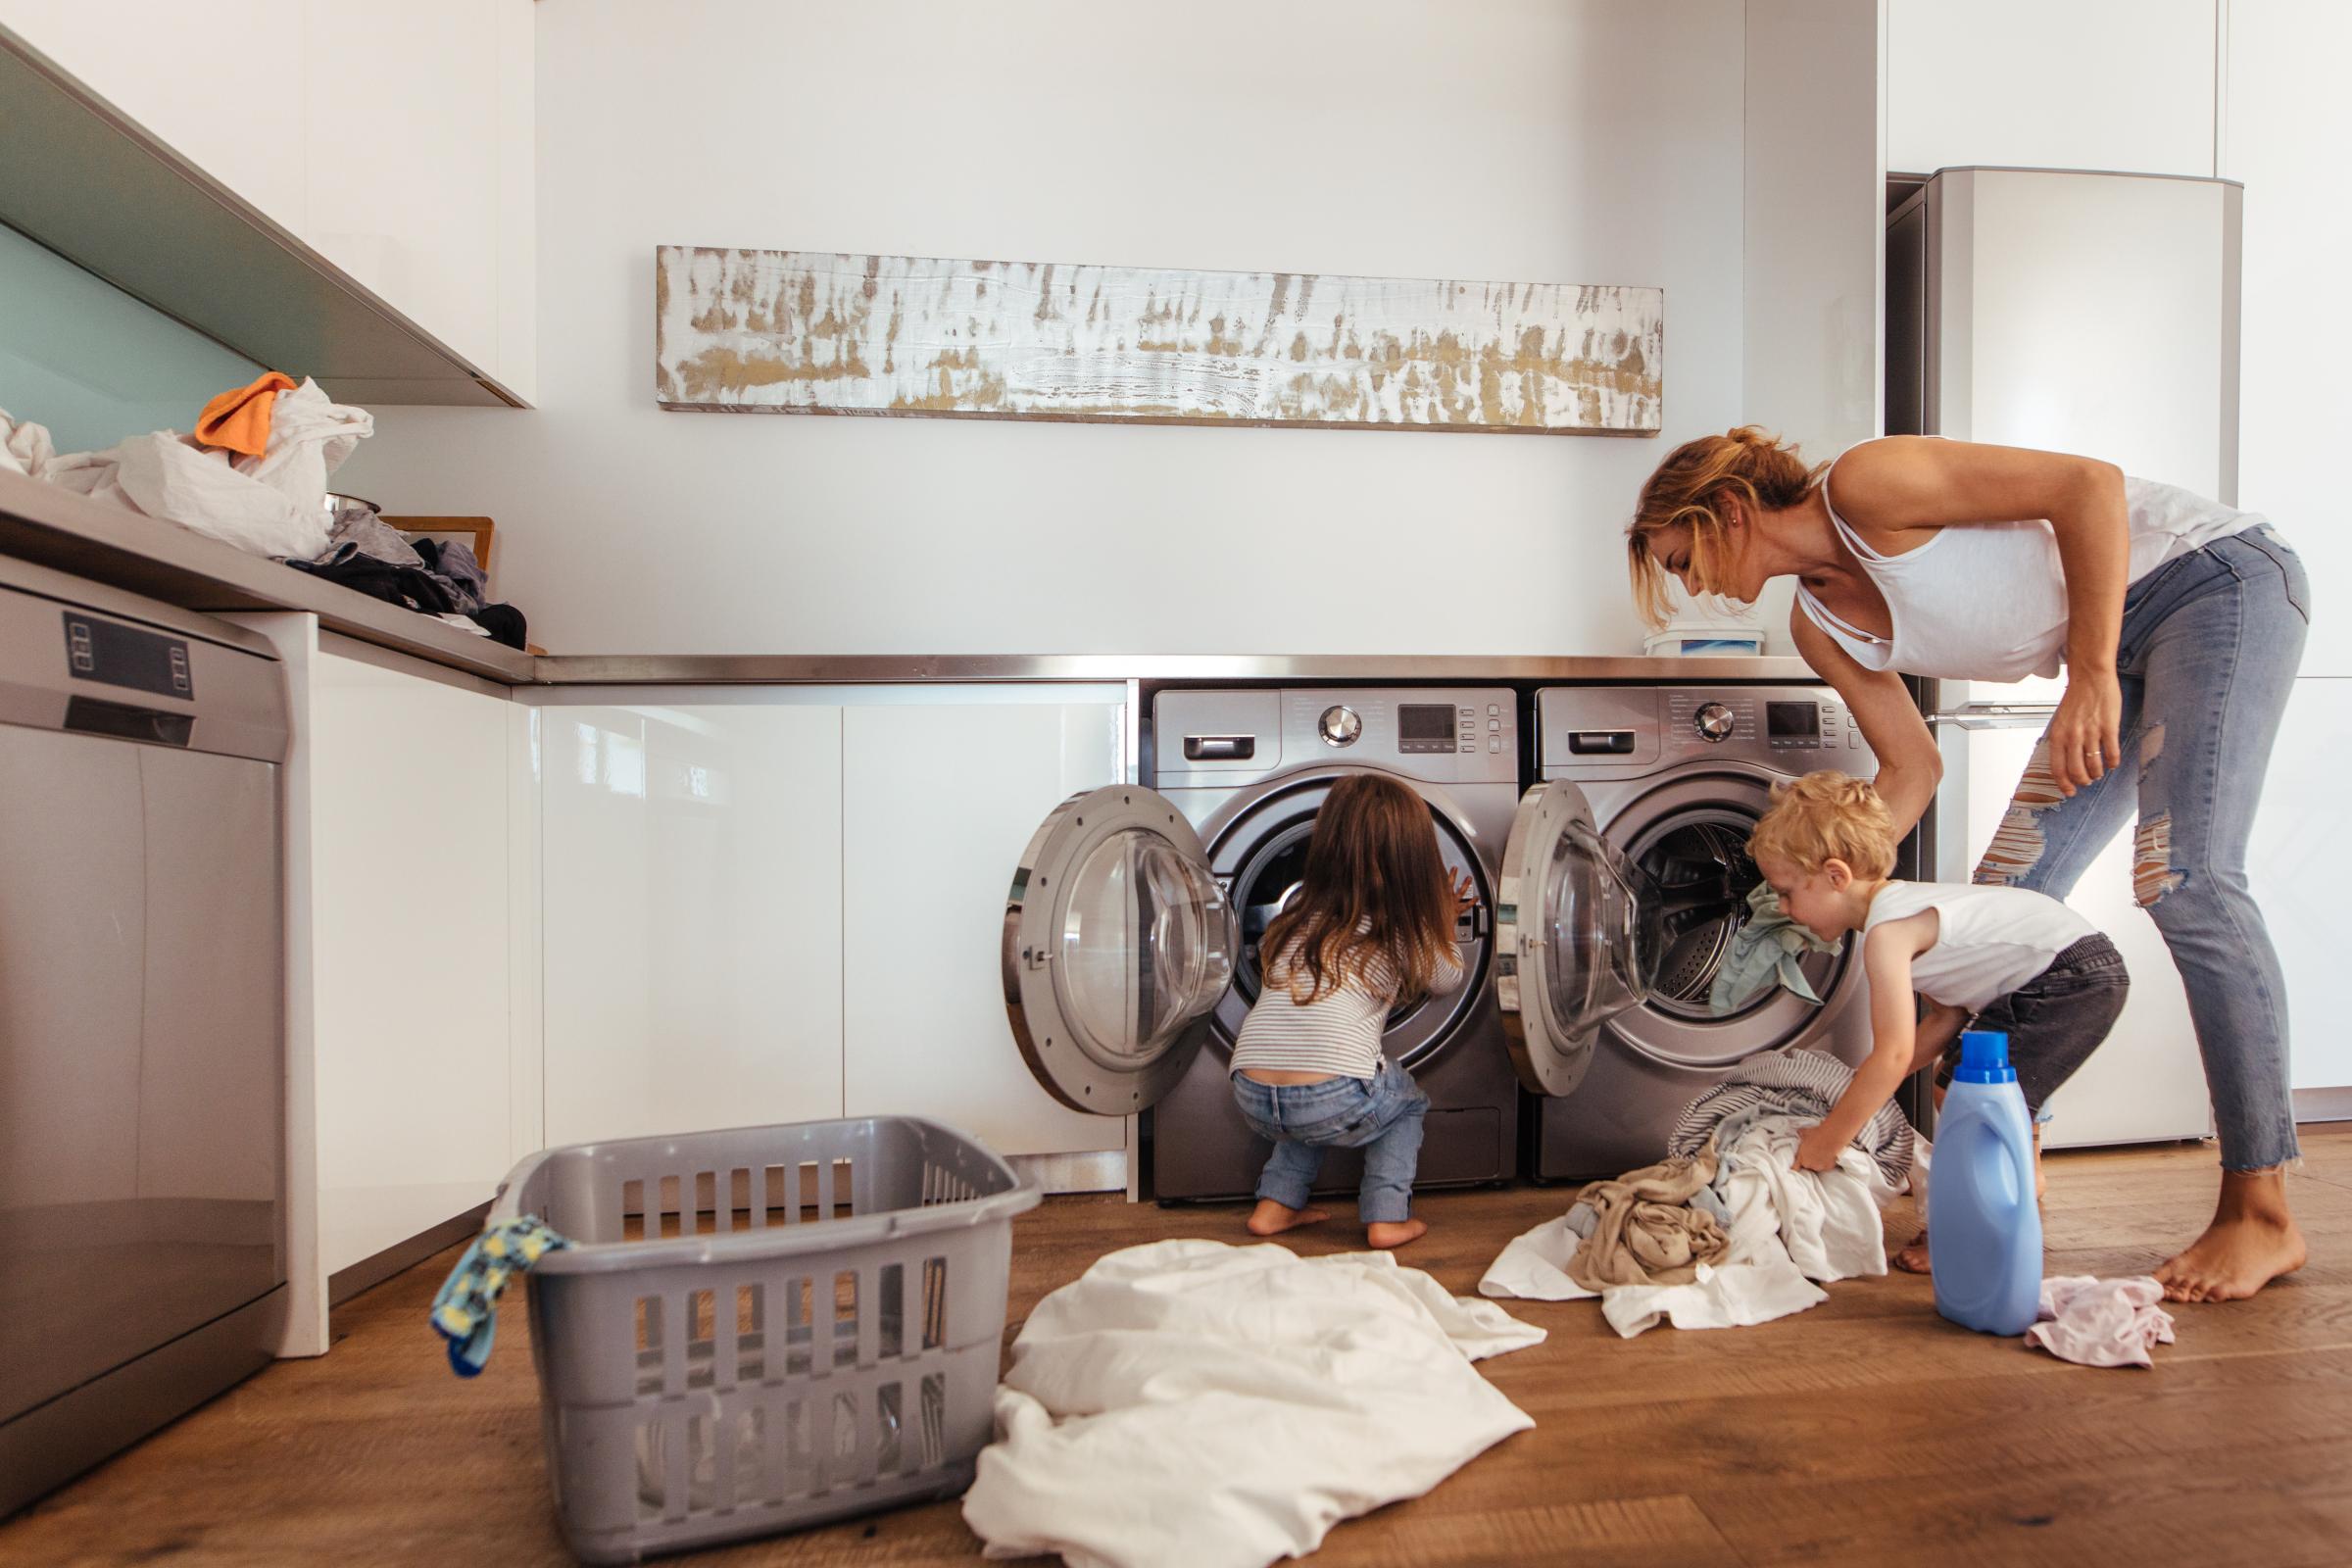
left=2, top=471, right=1818, bottom=687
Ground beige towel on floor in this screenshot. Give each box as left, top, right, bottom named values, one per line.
left=1566, top=1150, right=1728, bottom=1292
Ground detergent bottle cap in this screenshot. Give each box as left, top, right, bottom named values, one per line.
left=1954, top=1029, right=2018, bottom=1085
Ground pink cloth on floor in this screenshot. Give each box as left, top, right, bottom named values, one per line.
left=2024, top=1275, right=2177, bottom=1368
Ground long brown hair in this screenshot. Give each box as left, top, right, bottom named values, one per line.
left=1625, top=424, right=1827, bottom=628
left=1257, top=772, right=1459, bottom=1006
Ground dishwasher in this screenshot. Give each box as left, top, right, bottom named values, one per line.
left=0, top=553, right=289, bottom=1516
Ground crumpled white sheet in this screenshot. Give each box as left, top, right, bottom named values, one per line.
left=961, top=1239, right=1544, bottom=1568
left=1481, top=1119, right=1896, bottom=1338
left=1, top=380, right=369, bottom=561
left=2026, top=1275, right=2177, bottom=1368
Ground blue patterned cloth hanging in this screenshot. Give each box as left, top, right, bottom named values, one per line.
left=428, top=1214, right=570, bottom=1377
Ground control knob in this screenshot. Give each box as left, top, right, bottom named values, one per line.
left=1318, top=705, right=1362, bottom=748
left=1693, top=702, right=1736, bottom=743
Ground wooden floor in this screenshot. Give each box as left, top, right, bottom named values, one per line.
left=10, top=1126, right=2352, bottom=1567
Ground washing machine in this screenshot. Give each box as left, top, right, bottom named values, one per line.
left=998, top=687, right=1531, bottom=1202
left=1526, top=683, right=1881, bottom=1181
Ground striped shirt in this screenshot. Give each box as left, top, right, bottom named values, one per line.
left=1230, top=938, right=1466, bottom=1080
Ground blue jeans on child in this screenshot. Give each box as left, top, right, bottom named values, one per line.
left=1230, top=1059, right=1429, bottom=1224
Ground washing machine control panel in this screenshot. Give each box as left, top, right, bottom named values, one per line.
left=1536, top=686, right=1877, bottom=775
left=1154, top=688, right=1518, bottom=786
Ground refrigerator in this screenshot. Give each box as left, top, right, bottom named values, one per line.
left=1886, top=167, right=2240, bottom=1148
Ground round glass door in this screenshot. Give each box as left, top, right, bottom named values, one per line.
left=1004, top=785, right=1238, bottom=1113
left=1207, top=776, right=1490, bottom=1071
left=1497, top=780, right=1658, bottom=1096
left=1603, top=774, right=1855, bottom=1070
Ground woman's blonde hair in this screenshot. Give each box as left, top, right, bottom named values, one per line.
left=1626, top=425, right=1827, bottom=628
left=1257, top=772, right=1460, bottom=1007
left=1748, top=770, right=1897, bottom=880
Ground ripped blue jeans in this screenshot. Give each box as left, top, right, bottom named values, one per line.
left=1975, top=525, right=2308, bottom=1171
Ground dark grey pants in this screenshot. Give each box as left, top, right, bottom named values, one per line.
left=1936, top=934, right=2131, bottom=1116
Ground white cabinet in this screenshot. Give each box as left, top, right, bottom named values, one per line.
left=1886, top=0, right=2218, bottom=177
left=539, top=700, right=845, bottom=1146
left=2226, top=0, right=2352, bottom=677
left=2246, top=678, right=2352, bottom=1095
left=0, top=0, right=307, bottom=225
left=308, top=642, right=519, bottom=1275
left=842, top=695, right=1126, bottom=1157
left=0, top=0, right=536, bottom=399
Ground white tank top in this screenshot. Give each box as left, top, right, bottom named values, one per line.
left=1864, top=880, right=2097, bottom=1013
left=1794, top=440, right=2261, bottom=680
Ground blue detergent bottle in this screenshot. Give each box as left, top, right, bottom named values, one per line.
left=1930, top=1030, right=2042, bottom=1336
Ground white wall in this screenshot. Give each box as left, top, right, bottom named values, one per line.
left=336, top=0, right=1756, bottom=657
left=1743, top=0, right=1885, bottom=641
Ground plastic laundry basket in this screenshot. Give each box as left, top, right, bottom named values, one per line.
left=487, top=1116, right=1039, bottom=1564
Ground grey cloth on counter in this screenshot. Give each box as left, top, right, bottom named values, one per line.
left=314, top=507, right=424, bottom=569
left=416, top=536, right=489, bottom=612
left=1710, top=882, right=1837, bottom=1013
left=1667, top=1047, right=1917, bottom=1188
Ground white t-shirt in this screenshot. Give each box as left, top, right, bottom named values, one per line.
left=1863, top=880, right=2097, bottom=1012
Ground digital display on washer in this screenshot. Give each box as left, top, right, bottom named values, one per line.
left=1766, top=701, right=1821, bottom=742
left=1398, top=704, right=1458, bottom=753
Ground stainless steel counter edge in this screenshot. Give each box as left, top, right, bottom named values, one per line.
left=528, top=653, right=1820, bottom=684
left=3, top=474, right=1819, bottom=688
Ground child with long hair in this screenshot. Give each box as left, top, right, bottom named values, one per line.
left=1230, top=772, right=1474, bottom=1250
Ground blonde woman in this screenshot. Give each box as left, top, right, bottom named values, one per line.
left=1626, top=428, right=2309, bottom=1301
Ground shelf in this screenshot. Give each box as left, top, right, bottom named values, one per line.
left=0, top=469, right=534, bottom=683
left=0, top=24, right=526, bottom=409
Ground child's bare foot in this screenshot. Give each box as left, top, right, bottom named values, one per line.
left=2155, top=1170, right=2307, bottom=1302
left=1246, top=1199, right=1330, bottom=1237
left=1365, top=1219, right=1427, bottom=1250
left=1892, top=1229, right=1932, bottom=1274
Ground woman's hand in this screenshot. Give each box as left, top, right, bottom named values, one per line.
left=1449, top=868, right=1478, bottom=915
left=2044, top=668, right=2124, bottom=795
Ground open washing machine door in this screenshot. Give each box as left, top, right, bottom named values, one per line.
left=1003, top=784, right=1241, bottom=1116
left=1495, top=779, right=1661, bottom=1096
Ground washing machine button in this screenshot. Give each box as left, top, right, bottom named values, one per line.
left=1488, top=737, right=1501, bottom=753
left=1317, top=705, right=1361, bottom=748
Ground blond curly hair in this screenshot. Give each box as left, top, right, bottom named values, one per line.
left=1747, top=770, right=1897, bottom=879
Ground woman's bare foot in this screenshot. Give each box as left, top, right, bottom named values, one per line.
left=1892, top=1229, right=1932, bottom=1274
left=2155, top=1169, right=2308, bottom=1302
left=1366, top=1219, right=1427, bottom=1250
left=1246, top=1199, right=1329, bottom=1237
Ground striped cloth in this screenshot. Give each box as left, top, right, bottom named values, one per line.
left=1231, top=941, right=1465, bottom=1080
left=1666, top=1047, right=1917, bottom=1187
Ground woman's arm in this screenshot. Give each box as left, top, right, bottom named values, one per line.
left=1827, top=437, right=2130, bottom=793
left=1788, top=607, right=1942, bottom=837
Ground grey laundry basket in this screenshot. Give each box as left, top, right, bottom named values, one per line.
left=488, top=1116, right=1039, bottom=1564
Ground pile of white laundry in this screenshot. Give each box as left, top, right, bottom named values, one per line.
left=963, top=1239, right=1544, bottom=1568
left=1482, top=1049, right=1915, bottom=1337
left=2, top=379, right=370, bottom=562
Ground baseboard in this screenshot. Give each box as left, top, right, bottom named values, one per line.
left=327, top=1202, right=489, bottom=1307
left=1008, top=1151, right=1128, bottom=1196
left=2295, top=1087, right=2352, bottom=1125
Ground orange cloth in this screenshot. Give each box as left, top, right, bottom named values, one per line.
left=195, top=371, right=298, bottom=459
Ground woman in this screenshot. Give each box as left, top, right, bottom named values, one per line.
left=1626, top=428, right=2309, bottom=1302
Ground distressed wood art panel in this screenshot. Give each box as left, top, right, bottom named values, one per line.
left=654, top=246, right=1663, bottom=433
